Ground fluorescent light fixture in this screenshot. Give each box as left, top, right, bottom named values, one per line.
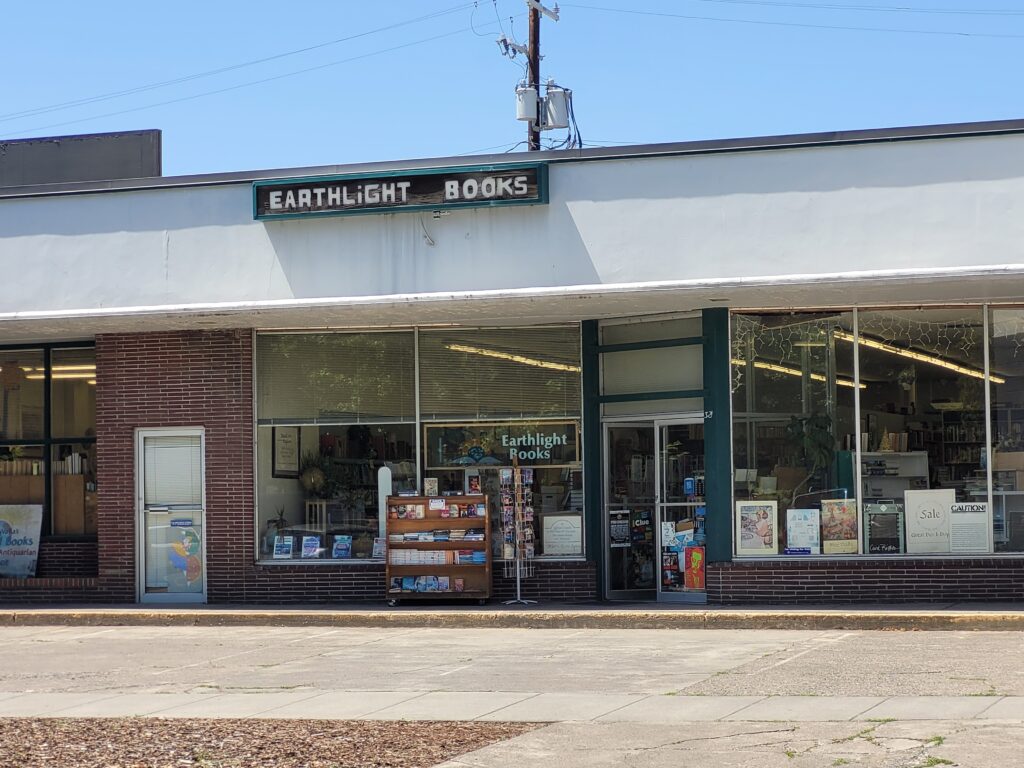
left=833, top=330, right=1004, bottom=384
left=445, top=343, right=581, bottom=373
left=731, top=358, right=864, bottom=389
left=25, top=372, right=96, bottom=380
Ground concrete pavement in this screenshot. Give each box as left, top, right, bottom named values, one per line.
left=2, top=623, right=1021, bottom=765
left=2, top=601, right=1024, bottom=630
left=0, top=689, right=1019, bottom=723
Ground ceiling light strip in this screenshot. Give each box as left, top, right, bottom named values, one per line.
left=833, top=330, right=1004, bottom=384
left=731, top=359, right=864, bottom=389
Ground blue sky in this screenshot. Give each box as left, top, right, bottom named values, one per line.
left=3, top=1, right=1022, bottom=175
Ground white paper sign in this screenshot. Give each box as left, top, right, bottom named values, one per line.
left=785, top=508, right=821, bottom=555
left=905, top=489, right=955, bottom=554
left=950, top=502, right=989, bottom=553
left=0, top=505, right=43, bottom=578
left=543, top=515, right=582, bottom=556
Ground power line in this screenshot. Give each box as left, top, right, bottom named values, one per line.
left=0, top=3, right=475, bottom=125
left=690, top=0, right=1024, bottom=16
left=563, top=2, right=1024, bottom=38
left=6, top=17, right=520, bottom=137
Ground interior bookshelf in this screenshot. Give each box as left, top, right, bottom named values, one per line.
left=385, top=494, right=491, bottom=605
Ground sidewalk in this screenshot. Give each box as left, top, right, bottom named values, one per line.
left=0, top=690, right=1021, bottom=722
left=2, top=601, right=1024, bottom=630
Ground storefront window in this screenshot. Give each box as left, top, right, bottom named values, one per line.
left=989, top=309, right=1024, bottom=552
left=422, top=421, right=583, bottom=559
left=732, top=309, right=1003, bottom=557
left=418, top=327, right=581, bottom=420
left=255, top=327, right=585, bottom=563
left=256, top=333, right=416, bottom=561
left=0, top=350, right=44, bottom=440
left=732, top=313, right=856, bottom=555
left=0, top=346, right=95, bottom=537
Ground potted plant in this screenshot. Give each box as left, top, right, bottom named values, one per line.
left=777, top=412, right=836, bottom=505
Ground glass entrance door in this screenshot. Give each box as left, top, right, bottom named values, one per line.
left=604, top=423, right=657, bottom=600
left=136, top=429, right=206, bottom=603
left=655, top=419, right=707, bottom=603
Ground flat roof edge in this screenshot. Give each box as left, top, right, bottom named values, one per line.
left=2, top=117, right=1023, bottom=200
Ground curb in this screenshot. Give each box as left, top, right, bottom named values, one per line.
left=3, top=609, right=1024, bottom=631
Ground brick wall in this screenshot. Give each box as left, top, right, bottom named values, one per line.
left=36, top=541, right=98, bottom=578
left=493, top=560, right=597, bottom=602
left=708, top=558, right=1024, bottom=604
left=93, top=329, right=255, bottom=603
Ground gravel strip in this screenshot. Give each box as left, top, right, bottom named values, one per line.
left=0, top=718, right=538, bottom=767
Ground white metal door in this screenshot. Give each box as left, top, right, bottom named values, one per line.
left=136, top=428, right=207, bottom=603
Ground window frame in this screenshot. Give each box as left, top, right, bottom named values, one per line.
left=0, top=341, right=96, bottom=541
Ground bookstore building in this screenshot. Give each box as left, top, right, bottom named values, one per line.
left=2, top=119, right=1024, bottom=604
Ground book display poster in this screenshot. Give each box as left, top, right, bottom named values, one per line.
left=784, top=508, right=820, bottom=555
left=683, top=546, right=705, bottom=590
left=300, top=536, right=320, bottom=558
left=864, top=503, right=904, bottom=554
left=905, top=489, right=955, bottom=554
left=609, top=511, right=631, bottom=548
left=950, top=502, right=989, bottom=553
left=0, top=505, right=43, bottom=578
left=820, top=499, right=858, bottom=554
left=372, top=537, right=387, bottom=559
left=735, top=501, right=778, bottom=555
left=332, top=535, right=352, bottom=559
left=273, top=535, right=294, bottom=559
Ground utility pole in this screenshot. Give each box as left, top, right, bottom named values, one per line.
left=527, top=5, right=541, bottom=151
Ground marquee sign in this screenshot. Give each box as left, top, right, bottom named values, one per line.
left=253, top=162, right=547, bottom=220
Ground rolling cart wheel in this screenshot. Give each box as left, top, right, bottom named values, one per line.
left=387, top=598, right=399, bottom=607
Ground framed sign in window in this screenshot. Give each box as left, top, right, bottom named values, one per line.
left=272, top=427, right=300, bottom=479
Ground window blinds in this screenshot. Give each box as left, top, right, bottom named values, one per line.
left=143, top=435, right=202, bottom=509
left=418, top=327, right=582, bottom=420
left=257, top=333, right=415, bottom=424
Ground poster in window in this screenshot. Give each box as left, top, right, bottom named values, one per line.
left=609, top=511, right=631, bottom=548
left=950, top=502, right=988, bottom=553
left=0, top=505, right=43, bottom=578
left=784, top=508, right=820, bottom=555
left=735, top=501, right=778, bottom=555
left=905, top=489, right=954, bottom=554
left=864, top=503, right=904, bottom=554
left=821, top=499, right=858, bottom=554
left=272, top=427, right=300, bottom=479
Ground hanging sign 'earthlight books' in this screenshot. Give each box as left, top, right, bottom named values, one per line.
left=254, top=163, right=547, bottom=220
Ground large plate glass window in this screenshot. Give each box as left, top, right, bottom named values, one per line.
left=0, top=346, right=96, bottom=537
left=732, top=313, right=857, bottom=555
left=255, top=332, right=416, bottom=562
left=419, top=327, right=583, bottom=559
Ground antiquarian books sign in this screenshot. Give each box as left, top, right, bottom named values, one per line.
left=0, top=505, right=43, bottom=578
left=253, top=162, right=548, bottom=220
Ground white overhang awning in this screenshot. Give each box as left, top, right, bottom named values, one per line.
left=1, top=264, right=1023, bottom=343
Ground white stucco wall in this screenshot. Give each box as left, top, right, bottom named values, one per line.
left=2, top=132, right=1024, bottom=315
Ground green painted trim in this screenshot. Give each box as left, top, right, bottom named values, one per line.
left=581, top=320, right=604, bottom=599
left=597, top=336, right=704, bottom=354
left=702, top=308, right=733, bottom=564
left=598, top=389, right=705, bottom=405
left=253, top=161, right=548, bottom=220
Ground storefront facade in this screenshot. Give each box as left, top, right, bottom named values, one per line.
left=2, top=118, right=1024, bottom=603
